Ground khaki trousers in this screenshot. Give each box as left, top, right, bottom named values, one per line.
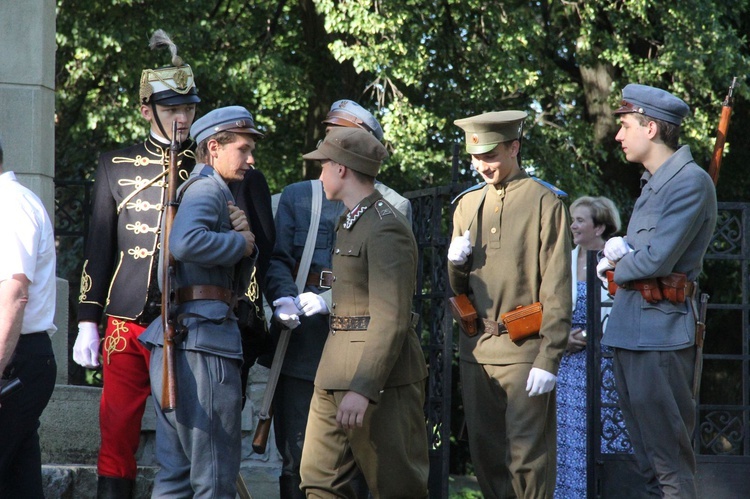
left=461, top=361, right=556, bottom=499
left=300, top=382, right=429, bottom=499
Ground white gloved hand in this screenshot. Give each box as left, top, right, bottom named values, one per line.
left=596, top=258, right=616, bottom=285
left=272, top=296, right=301, bottom=329
left=603, top=237, right=632, bottom=262
left=73, top=322, right=101, bottom=368
left=526, top=367, right=557, bottom=396
left=448, top=230, right=472, bottom=266
left=295, top=292, right=330, bottom=316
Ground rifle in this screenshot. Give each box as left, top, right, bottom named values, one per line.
left=160, top=120, right=180, bottom=412
left=707, top=77, right=738, bottom=186
left=692, top=78, right=738, bottom=401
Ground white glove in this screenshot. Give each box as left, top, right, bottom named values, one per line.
left=448, top=230, right=472, bottom=266
left=272, top=296, right=301, bottom=329
left=73, top=322, right=101, bottom=368
left=596, top=258, right=615, bottom=285
left=526, top=367, right=557, bottom=396
left=295, top=292, right=330, bottom=316
left=603, top=237, right=632, bottom=262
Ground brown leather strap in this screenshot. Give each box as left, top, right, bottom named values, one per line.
left=481, top=318, right=508, bottom=336
left=175, top=285, right=234, bottom=305
left=330, top=315, right=371, bottom=331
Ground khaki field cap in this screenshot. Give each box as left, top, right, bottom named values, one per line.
left=454, top=110, right=528, bottom=155
left=303, top=127, right=388, bottom=177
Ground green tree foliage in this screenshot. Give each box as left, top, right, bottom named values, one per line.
left=56, top=0, right=749, bottom=206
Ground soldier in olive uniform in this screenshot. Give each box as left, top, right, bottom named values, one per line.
left=298, top=127, right=429, bottom=498
left=71, top=31, right=200, bottom=497
left=265, top=99, right=408, bottom=499
left=447, top=111, right=572, bottom=498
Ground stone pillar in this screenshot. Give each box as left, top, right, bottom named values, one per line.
left=0, top=1, right=67, bottom=382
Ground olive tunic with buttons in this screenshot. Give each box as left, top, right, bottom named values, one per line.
left=448, top=170, right=572, bottom=373
left=314, top=191, right=427, bottom=400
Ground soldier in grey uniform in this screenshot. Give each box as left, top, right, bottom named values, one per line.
left=447, top=111, right=572, bottom=498
left=298, top=127, right=429, bottom=498
left=598, top=84, right=717, bottom=498
left=140, top=106, right=262, bottom=498
left=265, top=99, right=408, bottom=499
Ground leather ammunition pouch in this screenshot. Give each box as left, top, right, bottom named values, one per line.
left=500, top=302, right=543, bottom=342
left=606, top=271, right=694, bottom=305
left=449, top=294, right=478, bottom=337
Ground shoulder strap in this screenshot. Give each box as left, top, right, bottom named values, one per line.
left=531, top=176, right=568, bottom=198
left=295, top=180, right=323, bottom=293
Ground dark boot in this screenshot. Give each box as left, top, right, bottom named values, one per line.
left=96, top=476, right=134, bottom=499
left=279, top=474, right=304, bottom=499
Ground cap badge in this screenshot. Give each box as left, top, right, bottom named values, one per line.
left=172, top=69, right=189, bottom=90
left=471, top=133, right=479, bottom=144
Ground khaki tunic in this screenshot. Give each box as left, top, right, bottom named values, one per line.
left=314, top=192, right=428, bottom=400
left=448, top=171, right=572, bottom=373
left=302, top=191, right=429, bottom=498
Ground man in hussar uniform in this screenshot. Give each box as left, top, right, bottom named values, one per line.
left=71, top=30, right=200, bottom=497
left=447, top=111, right=571, bottom=498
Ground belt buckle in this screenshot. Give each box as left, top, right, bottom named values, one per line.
left=319, top=270, right=333, bottom=289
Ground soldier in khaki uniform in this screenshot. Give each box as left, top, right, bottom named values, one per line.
left=447, top=111, right=572, bottom=498
left=298, top=127, right=429, bottom=498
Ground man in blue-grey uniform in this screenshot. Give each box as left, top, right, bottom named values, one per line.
left=264, top=99, right=408, bottom=499
left=598, top=84, right=717, bottom=498
left=140, top=106, right=263, bottom=497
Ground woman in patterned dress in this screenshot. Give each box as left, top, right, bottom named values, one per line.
left=555, top=196, right=621, bottom=498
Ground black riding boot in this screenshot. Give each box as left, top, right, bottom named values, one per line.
left=96, top=476, right=134, bottom=499
left=279, top=474, right=304, bottom=499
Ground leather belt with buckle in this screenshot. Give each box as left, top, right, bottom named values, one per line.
left=306, top=269, right=334, bottom=289
left=481, top=319, right=508, bottom=336
left=175, top=285, right=234, bottom=306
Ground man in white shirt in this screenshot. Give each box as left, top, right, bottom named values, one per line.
left=0, top=135, right=58, bottom=498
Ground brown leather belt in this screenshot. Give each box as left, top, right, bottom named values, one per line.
left=175, top=285, right=234, bottom=306
left=481, top=319, right=508, bottom=336
left=293, top=263, right=334, bottom=289
left=330, top=315, right=370, bottom=331
left=306, top=269, right=334, bottom=289
left=608, top=271, right=695, bottom=304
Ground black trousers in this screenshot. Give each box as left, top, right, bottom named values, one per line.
left=0, top=333, right=56, bottom=499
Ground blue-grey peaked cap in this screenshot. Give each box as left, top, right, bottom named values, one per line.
left=614, top=84, right=690, bottom=125
left=191, top=105, right=264, bottom=144
left=323, top=100, right=384, bottom=141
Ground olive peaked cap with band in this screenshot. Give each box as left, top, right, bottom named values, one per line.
left=190, top=106, right=264, bottom=144
left=140, top=29, right=200, bottom=106
left=614, top=84, right=690, bottom=125
left=303, top=127, right=388, bottom=177
left=454, top=110, right=528, bottom=154
left=323, top=100, right=384, bottom=141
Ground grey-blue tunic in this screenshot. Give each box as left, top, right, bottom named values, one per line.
left=140, top=163, right=248, bottom=498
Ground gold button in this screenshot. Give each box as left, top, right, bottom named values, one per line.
left=494, top=206, right=499, bottom=213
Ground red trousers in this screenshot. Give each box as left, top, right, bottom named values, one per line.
left=97, top=317, right=151, bottom=480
